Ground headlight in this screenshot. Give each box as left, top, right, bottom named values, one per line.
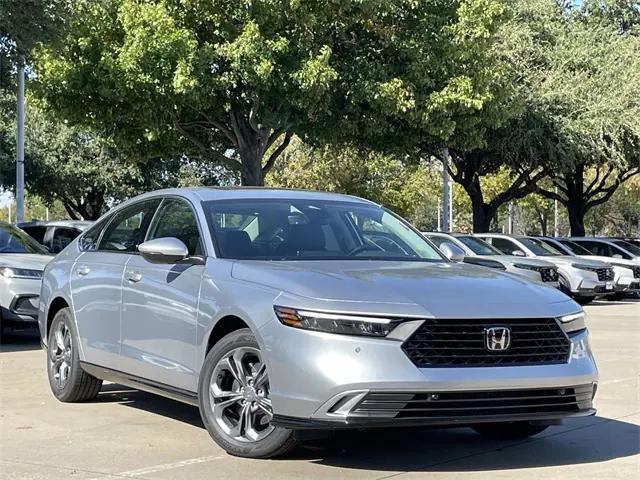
left=558, top=311, right=586, bottom=334
left=513, top=263, right=540, bottom=271
left=0, top=267, right=43, bottom=280
left=274, top=306, right=402, bottom=337
left=571, top=263, right=599, bottom=272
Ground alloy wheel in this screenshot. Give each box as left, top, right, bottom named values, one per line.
left=209, top=346, right=274, bottom=442
left=49, top=321, right=72, bottom=389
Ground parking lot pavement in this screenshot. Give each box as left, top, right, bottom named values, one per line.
left=1, top=300, right=638, bottom=480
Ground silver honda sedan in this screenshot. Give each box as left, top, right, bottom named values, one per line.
left=38, top=188, right=598, bottom=458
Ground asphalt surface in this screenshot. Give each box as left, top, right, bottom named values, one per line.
left=1, top=299, right=638, bottom=479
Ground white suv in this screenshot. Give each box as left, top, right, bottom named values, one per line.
left=475, top=234, right=614, bottom=305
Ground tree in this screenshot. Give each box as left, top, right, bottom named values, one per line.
left=0, top=96, right=219, bottom=219
left=268, top=138, right=433, bottom=224
left=34, top=0, right=506, bottom=186
left=532, top=1, right=640, bottom=235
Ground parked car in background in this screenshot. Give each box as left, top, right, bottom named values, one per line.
left=536, top=237, right=640, bottom=299
left=569, top=237, right=640, bottom=264
left=0, top=222, right=52, bottom=342
left=423, top=232, right=560, bottom=288
left=19, top=220, right=93, bottom=254
left=475, top=233, right=614, bottom=304
left=38, top=188, right=596, bottom=458
left=620, top=238, right=640, bottom=249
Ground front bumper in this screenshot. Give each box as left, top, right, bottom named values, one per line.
left=1, top=277, right=41, bottom=325
left=261, top=320, right=598, bottom=428
left=566, top=268, right=613, bottom=296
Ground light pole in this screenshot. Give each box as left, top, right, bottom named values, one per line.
left=16, top=59, right=25, bottom=223
left=441, top=149, right=453, bottom=232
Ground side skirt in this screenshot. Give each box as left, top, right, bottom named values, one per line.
left=80, top=361, right=199, bottom=407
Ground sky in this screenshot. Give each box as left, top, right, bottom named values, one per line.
left=0, top=190, right=13, bottom=208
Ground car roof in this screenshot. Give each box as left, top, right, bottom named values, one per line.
left=18, top=220, right=93, bottom=229
left=111, top=187, right=379, bottom=213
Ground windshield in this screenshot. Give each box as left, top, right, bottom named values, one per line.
left=518, top=237, right=563, bottom=256
left=0, top=223, right=49, bottom=254
left=558, top=239, right=593, bottom=256
left=203, top=199, right=445, bottom=261
left=455, top=235, right=502, bottom=256
left=612, top=240, right=640, bottom=256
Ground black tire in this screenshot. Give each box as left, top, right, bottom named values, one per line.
left=198, top=328, right=297, bottom=458
left=608, top=292, right=626, bottom=301
left=558, top=276, right=572, bottom=296
left=47, top=307, right=102, bottom=402
left=472, top=421, right=549, bottom=440
left=575, top=296, right=595, bottom=305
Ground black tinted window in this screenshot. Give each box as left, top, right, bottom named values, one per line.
left=148, top=198, right=203, bottom=256
left=20, top=226, right=47, bottom=243
left=80, top=219, right=109, bottom=251
left=575, top=240, right=611, bottom=257
left=0, top=223, right=49, bottom=254
left=203, top=199, right=443, bottom=261
left=99, top=200, right=160, bottom=253
left=489, top=237, right=520, bottom=255
left=50, top=227, right=81, bottom=253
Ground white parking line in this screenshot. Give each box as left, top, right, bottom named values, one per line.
left=88, top=454, right=226, bottom=480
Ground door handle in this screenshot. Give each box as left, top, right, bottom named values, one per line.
left=76, top=265, right=91, bottom=276
left=125, top=270, right=142, bottom=283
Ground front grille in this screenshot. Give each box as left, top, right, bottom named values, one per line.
left=596, top=267, right=614, bottom=281
left=539, top=267, right=559, bottom=282
left=632, top=266, right=640, bottom=279
left=351, top=385, right=593, bottom=421
left=402, top=318, right=570, bottom=367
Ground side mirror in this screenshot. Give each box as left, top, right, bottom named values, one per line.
left=440, top=242, right=466, bottom=262
left=138, top=237, right=189, bottom=264
left=612, top=254, right=623, bottom=259
left=512, top=250, right=526, bottom=257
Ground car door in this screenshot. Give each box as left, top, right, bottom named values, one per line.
left=120, top=197, right=206, bottom=392
left=70, top=199, right=160, bottom=368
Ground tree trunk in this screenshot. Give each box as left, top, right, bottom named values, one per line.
left=239, top=148, right=264, bottom=186
left=567, top=200, right=586, bottom=236
left=563, top=167, right=587, bottom=236
left=469, top=192, right=497, bottom=233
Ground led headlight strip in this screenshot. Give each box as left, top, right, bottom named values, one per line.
left=0, top=267, right=43, bottom=280
left=558, top=311, right=586, bottom=334
left=274, top=306, right=403, bottom=337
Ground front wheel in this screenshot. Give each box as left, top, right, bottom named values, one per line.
left=472, top=421, right=549, bottom=440
left=575, top=296, right=595, bottom=305
left=47, top=308, right=102, bottom=402
left=198, top=328, right=297, bottom=458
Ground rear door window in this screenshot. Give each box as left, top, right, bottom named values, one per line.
left=20, top=226, right=48, bottom=244
left=50, top=227, right=82, bottom=253
left=489, top=237, right=520, bottom=255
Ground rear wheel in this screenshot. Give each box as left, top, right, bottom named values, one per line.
left=47, top=308, right=102, bottom=402
left=472, top=422, right=549, bottom=440
left=198, top=328, right=297, bottom=458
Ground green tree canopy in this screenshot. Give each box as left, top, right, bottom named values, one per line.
left=0, top=92, right=222, bottom=219
left=34, top=0, right=506, bottom=186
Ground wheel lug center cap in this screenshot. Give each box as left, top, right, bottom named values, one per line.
left=243, top=385, right=258, bottom=402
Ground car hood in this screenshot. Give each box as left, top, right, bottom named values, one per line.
left=577, top=255, right=634, bottom=266
left=483, top=255, right=556, bottom=267
left=231, top=260, right=575, bottom=318
left=535, top=256, right=608, bottom=268
left=0, top=253, right=52, bottom=270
